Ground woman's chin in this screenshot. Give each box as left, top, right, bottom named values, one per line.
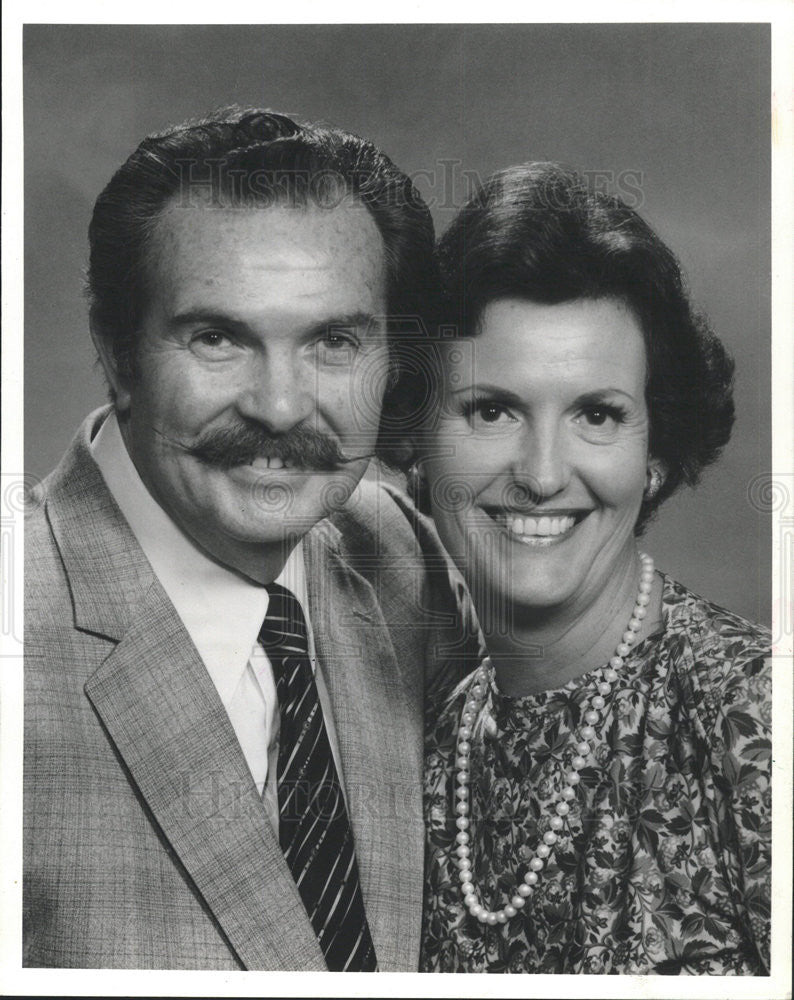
left=494, top=580, right=576, bottom=616
left=461, top=533, right=583, bottom=608
left=465, top=559, right=578, bottom=616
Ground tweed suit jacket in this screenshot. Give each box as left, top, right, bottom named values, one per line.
left=24, top=409, right=478, bottom=970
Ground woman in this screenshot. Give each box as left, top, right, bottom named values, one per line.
left=417, top=164, right=771, bottom=974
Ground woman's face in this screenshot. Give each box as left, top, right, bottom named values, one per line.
left=425, top=296, right=652, bottom=619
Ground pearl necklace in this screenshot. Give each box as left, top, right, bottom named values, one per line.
left=454, top=552, right=655, bottom=926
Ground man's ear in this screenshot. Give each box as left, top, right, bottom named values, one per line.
left=90, top=310, right=131, bottom=412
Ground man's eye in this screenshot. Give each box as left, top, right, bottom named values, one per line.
left=322, top=328, right=359, bottom=349
left=194, top=330, right=230, bottom=348
left=315, top=329, right=361, bottom=367
left=189, top=330, right=239, bottom=360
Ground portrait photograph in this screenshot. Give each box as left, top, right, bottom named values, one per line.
left=1, top=5, right=791, bottom=999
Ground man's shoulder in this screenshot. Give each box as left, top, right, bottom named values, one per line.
left=329, top=475, right=486, bottom=668
left=24, top=409, right=132, bottom=611
left=24, top=475, right=57, bottom=564
left=25, top=410, right=105, bottom=535
left=330, top=474, right=445, bottom=561
left=24, top=476, right=79, bottom=638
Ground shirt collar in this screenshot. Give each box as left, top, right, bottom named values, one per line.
left=90, top=411, right=310, bottom=704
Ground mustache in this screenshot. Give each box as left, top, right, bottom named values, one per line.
left=188, top=422, right=358, bottom=471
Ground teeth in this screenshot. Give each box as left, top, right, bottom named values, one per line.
left=250, top=456, right=292, bottom=470
left=505, top=514, right=576, bottom=538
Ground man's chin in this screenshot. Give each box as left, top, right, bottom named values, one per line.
left=223, top=471, right=361, bottom=532
left=222, top=462, right=315, bottom=483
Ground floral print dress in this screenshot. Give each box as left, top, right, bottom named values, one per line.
left=421, top=576, right=772, bottom=974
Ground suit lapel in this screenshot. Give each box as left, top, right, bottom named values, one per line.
left=304, top=525, right=424, bottom=972
left=83, top=585, right=326, bottom=971
left=45, top=412, right=326, bottom=970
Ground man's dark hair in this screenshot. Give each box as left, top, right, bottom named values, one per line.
left=87, top=106, right=439, bottom=468
left=435, top=162, right=736, bottom=531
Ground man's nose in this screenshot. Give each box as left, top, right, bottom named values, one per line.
left=236, top=350, right=315, bottom=433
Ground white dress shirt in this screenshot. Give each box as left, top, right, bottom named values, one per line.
left=90, top=411, right=345, bottom=829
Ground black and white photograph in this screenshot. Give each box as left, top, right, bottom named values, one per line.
left=1, top=6, right=791, bottom=998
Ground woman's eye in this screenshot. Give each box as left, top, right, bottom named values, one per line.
left=479, top=402, right=505, bottom=422
left=466, top=400, right=515, bottom=426
left=583, top=406, right=611, bottom=426
left=576, top=404, right=626, bottom=436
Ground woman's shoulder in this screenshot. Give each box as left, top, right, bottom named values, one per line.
left=658, top=574, right=771, bottom=735
left=661, top=573, right=770, bottom=667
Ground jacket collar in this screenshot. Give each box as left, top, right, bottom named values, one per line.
left=303, top=530, right=425, bottom=971
left=43, top=407, right=157, bottom=639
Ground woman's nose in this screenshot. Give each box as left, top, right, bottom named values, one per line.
left=510, top=423, right=571, bottom=502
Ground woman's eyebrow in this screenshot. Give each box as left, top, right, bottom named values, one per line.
left=573, top=388, right=639, bottom=405
left=448, top=383, right=527, bottom=407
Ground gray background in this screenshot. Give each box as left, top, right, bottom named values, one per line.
left=24, top=23, right=771, bottom=623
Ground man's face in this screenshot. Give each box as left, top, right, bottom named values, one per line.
left=108, top=197, right=389, bottom=581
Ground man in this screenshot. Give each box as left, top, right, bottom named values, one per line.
left=24, top=108, right=480, bottom=970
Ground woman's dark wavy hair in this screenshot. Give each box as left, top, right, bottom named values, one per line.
left=87, top=106, right=439, bottom=469
left=436, top=162, right=735, bottom=531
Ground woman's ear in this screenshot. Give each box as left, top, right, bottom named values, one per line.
left=644, top=460, right=667, bottom=500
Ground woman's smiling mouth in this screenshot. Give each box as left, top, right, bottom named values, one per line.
left=480, top=508, right=588, bottom=544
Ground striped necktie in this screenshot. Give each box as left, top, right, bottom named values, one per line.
left=259, top=582, right=378, bottom=972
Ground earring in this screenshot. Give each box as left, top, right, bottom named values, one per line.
left=406, top=463, right=431, bottom=514
left=645, top=467, right=663, bottom=500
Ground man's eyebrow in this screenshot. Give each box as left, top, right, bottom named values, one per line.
left=309, top=311, right=383, bottom=333
left=168, top=309, right=382, bottom=332
left=168, top=309, right=245, bottom=329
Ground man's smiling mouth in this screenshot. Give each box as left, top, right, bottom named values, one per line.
left=247, top=455, right=300, bottom=471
